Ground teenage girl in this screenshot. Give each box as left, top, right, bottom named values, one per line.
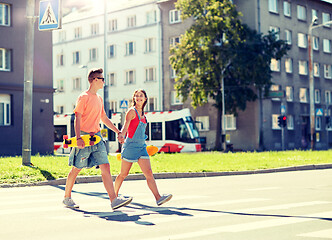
left=115, top=89, right=172, bottom=206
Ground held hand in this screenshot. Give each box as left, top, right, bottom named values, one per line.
left=77, top=138, right=85, bottom=149
left=117, top=132, right=124, bottom=144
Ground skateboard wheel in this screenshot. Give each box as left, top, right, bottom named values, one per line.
left=63, top=144, right=68, bottom=149
left=90, top=141, right=94, bottom=146
left=63, top=135, right=68, bottom=140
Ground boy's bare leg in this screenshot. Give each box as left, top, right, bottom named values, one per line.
left=114, top=160, right=133, bottom=196
left=99, top=163, right=117, bottom=202
left=64, top=167, right=81, bottom=198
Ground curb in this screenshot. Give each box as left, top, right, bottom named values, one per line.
left=1, top=163, right=332, bottom=188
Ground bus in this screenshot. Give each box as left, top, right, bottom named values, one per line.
left=54, top=108, right=201, bottom=154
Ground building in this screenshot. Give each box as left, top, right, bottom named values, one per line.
left=53, top=0, right=163, bottom=115
left=0, top=0, right=54, bottom=156
left=232, top=0, right=332, bottom=150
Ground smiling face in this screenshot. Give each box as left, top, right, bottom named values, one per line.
left=132, top=89, right=147, bottom=109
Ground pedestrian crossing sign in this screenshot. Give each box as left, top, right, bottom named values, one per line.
left=120, top=100, right=128, bottom=109
left=39, top=0, right=61, bottom=31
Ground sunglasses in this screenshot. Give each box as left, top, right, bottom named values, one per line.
left=95, top=77, right=105, bottom=82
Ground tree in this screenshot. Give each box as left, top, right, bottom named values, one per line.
left=169, top=0, right=289, bottom=150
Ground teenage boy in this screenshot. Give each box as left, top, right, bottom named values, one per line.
left=63, top=68, right=132, bottom=210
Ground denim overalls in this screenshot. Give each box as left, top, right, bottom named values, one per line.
left=121, top=108, right=149, bottom=162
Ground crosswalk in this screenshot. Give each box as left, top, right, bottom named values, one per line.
left=0, top=171, right=332, bottom=240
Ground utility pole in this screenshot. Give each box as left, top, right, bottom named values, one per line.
left=22, top=0, right=35, bottom=166
left=104, top=0, right=110, bottom=153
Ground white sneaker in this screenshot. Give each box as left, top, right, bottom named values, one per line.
left=63, top=197, right=79, bottom=208
left=111, top=196, right=133, bottom=210
left=157, top=194, right=172, bottom=206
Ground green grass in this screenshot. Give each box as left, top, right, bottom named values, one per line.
left=0, top=150, right=331, bottom=185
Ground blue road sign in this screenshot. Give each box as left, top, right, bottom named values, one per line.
left=120, top=100, right=128, bottom=109
left=39, top=0, right=61, bottom=31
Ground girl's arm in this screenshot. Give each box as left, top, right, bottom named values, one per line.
left=120, top=108, right=136, bottom=137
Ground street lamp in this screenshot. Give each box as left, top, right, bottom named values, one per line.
left=308, top=17, right=332, bottom=149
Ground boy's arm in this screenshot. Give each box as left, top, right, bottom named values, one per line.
left=101, top=114, right=121, bottom=134
left=74, top=112, right=85, bottom=149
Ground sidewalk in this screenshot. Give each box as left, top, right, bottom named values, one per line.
left=1, top=163, right=332, bottom=188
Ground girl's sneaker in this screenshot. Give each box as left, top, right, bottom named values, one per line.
left=157, top=194, right=173, bottom=206
left=63, top=197, right=79, bottom=208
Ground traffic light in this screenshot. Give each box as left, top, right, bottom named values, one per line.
left=281, top=115, right=287, bottom=127
left=277, top=115, right=283, bottom=127
left=277, top=115, right=287, bottom=128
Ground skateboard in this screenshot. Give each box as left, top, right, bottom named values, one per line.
left=116, top=145, right=159, bottom=161
left=63, top=133, right=101, bottom=148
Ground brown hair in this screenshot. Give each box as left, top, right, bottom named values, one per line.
left=88, top=68, right=103, bottom=83
left=131, top=89, right=148, bottom=113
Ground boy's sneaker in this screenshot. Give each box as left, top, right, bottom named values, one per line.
left=157, top=194, right=173, bottom=206
left=111, top=196, right=133, bottom=210
left=63, top=197, right=79, bottom=208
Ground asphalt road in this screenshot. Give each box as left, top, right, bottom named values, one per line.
left=1, top=169, right=332, bottom=240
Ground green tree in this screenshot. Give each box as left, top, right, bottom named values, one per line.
left=170, top=0, right=289, bottom=150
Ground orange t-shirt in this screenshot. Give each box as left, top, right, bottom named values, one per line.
left=73, top=91, right=106, bottom=133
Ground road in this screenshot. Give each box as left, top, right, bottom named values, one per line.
left=0, top=169, right=332, bottom=240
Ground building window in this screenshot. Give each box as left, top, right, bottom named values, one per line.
left=268, top=0, right=278, bottom=13
left=312, top=9, right=318, bottom=22
left=170, top=36, right=180, bottom=46
left=108, top=44, right=115, bottom=58
left=225, top=115, right=236, bottom=130
left=0, top=3, right=10, bottom=26
left=270, top=58, right=280, bottom=72
left=196, top=116, right=210, bottom=131
left=147, top=97, right=157, bottom=111
left=283, top=1, right=291, bottom=17
left=171, top=91, right=183, bottom=105
left=315, top=116, right=322, bottom=131
left=57, top=54, right=64, bottom=66
left=287, top=115, right=294, bottom=130
left=74, top=27, right=82, bottom=39
left=145, top=38, right=155, bottom=53
left=269, top=26, right=280, bottom=40
left=270, top=85, right=281, bottom=101
left=72, top=77, right=81, bottom=91
left=325, top=90, right=332, bottom=104
left=170, top=67, right=177, bottom=79
left=0, top=94, right=11, bottom=126
left=0, top=48, right=11, bottom=71
left=108, top=72, right=116, bottom=86
left=315, top=89, right=321, bottom=104
left=285, top=58, right=293, bottom=73
left=299, top=60, right=308, bottom=75
left=58, top=30, right=66, bottom=42
left=314, top=62, right=320, bottom=77
left=322, top=12, right=331, bottom=27
left=145, top=67, right=156, bottom=82
left=297, top=33, right=307, bottom=48
left=72, top=51, right=80, bottom=64
left=90, top=23, right=99, bottom=36
left=127, top=15, right=136, bottom=28
left=286, top=86, right=293, bottom=102
left=324, top=64, right=332, bottom=79
left=125, top=70, right=135, bottom=85
left=146, top=10, right=157, bottom=24
left=110, top=100, right=117, bottom=113
left=299, top=88, right=308, bottom=103
left=323, top=39, right=331, bottom=53
left=285, top=29, right=292, bottom=45
left=56, top=79, right=64, bottom=92
left=169, top=9, right=181, bottom=24
left=313, top=36, right=319, bottom=51
left=297, top=5, right=306, bottom=21
left=89, top=48, right=98, bottom=62
left=109, top=19, right=117, bottom=32
left=125, top=41, right=135, bottom=56
left=272, top=114, right=281, bottom=129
